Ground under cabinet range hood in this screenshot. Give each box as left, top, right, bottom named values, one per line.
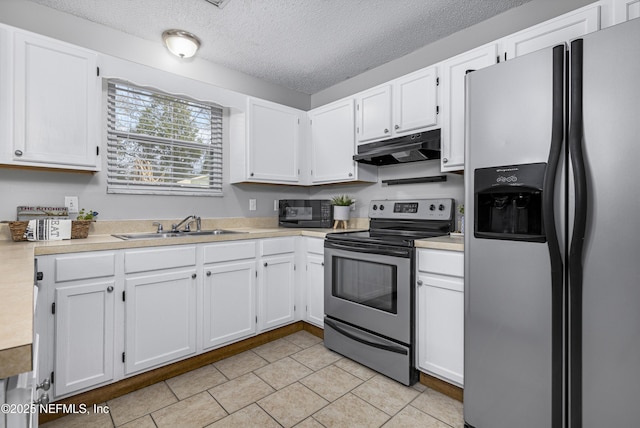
left=353, top=129, right=441, bottom=166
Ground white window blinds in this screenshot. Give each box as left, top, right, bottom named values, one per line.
left=107, top=81, right=223, bottom=196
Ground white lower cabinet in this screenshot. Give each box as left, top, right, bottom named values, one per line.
left=416, top=248, right=464, bottom=387
left=54, top=280, right=116, bottom=397
left=124, top=268, right=197, bottom=375
left=123, top=246, right=198, bottom=375
left=304, top=237, right=325, bottom=327
left=258, top=238, right=296, bottom=332
left=39, top=251, right=119, bottom=398
left=202, top=241, right=257, bottom=350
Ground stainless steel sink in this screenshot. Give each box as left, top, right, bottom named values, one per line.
left=112, top=229, right=247, bottom=240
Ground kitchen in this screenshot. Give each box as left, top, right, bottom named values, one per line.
left=1, top=0, right=638, bottom=427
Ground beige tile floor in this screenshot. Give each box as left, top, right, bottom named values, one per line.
left=41, top=331, right=463, bottom=428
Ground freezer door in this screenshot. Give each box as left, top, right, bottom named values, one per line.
left=576, top=18, right=640, bottom=428
left=464, top=45, right=564, bottom=428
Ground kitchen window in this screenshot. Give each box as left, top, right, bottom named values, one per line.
left=106, top=80, right=223, bottom=196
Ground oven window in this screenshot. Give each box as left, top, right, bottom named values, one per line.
left=332, top=256, right=397, bottom=314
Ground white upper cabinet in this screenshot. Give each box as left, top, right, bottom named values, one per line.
left=612, top=0, right=640, bottom=24
left=439, top=44, right=498, bottom=172
left=308, top=98, right=376, bottom=184
left=242, top=97, right=304, bottom=184
left=2, top=28, right=100, bottom=171
left=356, top=84, right=393, bottom=143
left=392, top=67, right=439, bottom=136
left=503, top=5, right=601, bottom=60
left=356, top=66, right=439, bottom=144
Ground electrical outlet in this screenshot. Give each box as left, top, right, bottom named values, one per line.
left=350, top=199, right=356, bottom=211
left=274, top=200, right=278, bottom=211
left=64, top=196, right=79, bottom=214
left=249, top=199, right=257, bottom=211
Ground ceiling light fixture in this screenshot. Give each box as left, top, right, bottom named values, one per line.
left=162, top=30, right=201, bottom=58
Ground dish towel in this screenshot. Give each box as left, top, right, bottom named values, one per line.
left=25, top=219, right=72, bottom=241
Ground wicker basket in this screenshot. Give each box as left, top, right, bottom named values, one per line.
left=8, top=220, right=91, bottom=241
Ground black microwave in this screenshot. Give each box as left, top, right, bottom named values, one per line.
left=278, top=199, right=333, bottom=228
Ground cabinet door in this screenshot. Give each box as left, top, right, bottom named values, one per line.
left=54, top=281, right=115, bottom=397
left=503, top=5, right=600, bottom=59
left=392, top=67, right=438, bottom=135
left=124, top=269, right=197, bottom=375
left=309, top=99, right=357, bottom=183
left=356, top=85, right=392, bottom=143
left=416, top=273, right=464, bottom=386
left=613, top=0, right=640, bottom=24
left=203, top=261, right=256, bottom=350
left=306, top=253, right=324, bottom=327
left=11, top=31, right=100, bottom=170
left=247, top=98, right=301, bottom=183
left=440, top=44, right=498, bottom=172
left=258, top=254, right=295, bottom=331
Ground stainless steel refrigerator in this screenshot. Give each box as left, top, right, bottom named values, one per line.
left=463, top=18, right=640, bottom=428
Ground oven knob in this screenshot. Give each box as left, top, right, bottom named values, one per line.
left=429, top=204, right=436, bottom=211
left=439, top=204, right=445, bottom=211
left=372, top=204, right=378, bottom=210
left=379, top=204, right=385, bottom=211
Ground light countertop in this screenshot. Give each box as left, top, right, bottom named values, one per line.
left=0, top=220, right=462, bottom=378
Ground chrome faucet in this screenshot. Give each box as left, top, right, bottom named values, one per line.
left=171, top=215, right=201, bottom=232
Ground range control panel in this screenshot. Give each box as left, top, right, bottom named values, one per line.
left=369, top=199, right=454, bottom=220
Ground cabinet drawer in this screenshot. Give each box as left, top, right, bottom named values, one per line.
left=418, top=249, right=463, bottom=277
left=54, top=252, right=116, bottom=282
left=260, top=237, right=295, bottom=256
left=203, top=241, right=256, bottom=264
left=306, top=237, right=324, bottom=255
left=125, top=246, right=196, bottom=273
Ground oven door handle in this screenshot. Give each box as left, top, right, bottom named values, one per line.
left=324, top=241, right=411, bottom=258
left=324, top=319, right=408, bottom=355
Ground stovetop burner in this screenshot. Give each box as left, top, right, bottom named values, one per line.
left=326, top=198, right=455, bottom=247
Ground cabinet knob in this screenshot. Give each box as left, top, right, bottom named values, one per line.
left=192, top=273, right=197, bottom=279
left=321, top=262, right=324, bottom=266
left=264, top=262, right=268, bottom=267
left=394, top=124, right=400, bottom=130
left=37, top=378, right=51, bottom=391
left=14, top=149, right=23, bottom=157
left=34, top=393, right=49, bottom=406
left=384, top=128, right=389, bottom=134
left=250, top=172, right=254, bottom=177
left=443, top=158, right=449, bottom=164
left=417, top=280, right=423, bottom=286
left=107, top=286, right=114, bottom=293
left=206, top=271, right=212, bottom=277
left=348, top=173, right=353, bottom=177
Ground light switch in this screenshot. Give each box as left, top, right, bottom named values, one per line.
left=249, top=199, right=257, bottom=211
left=65, top=196, right=79, bottom=214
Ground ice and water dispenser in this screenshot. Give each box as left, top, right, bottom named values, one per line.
left=474, top=163, right=546, bottom=242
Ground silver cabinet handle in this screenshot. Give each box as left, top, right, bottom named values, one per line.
left=384, top=128, right=389, bottom=134
left=417, top=280, right=423, bottom=286
left=107, top=286, right=114, bottom=293
left=206, top=271, right=211, bottom=277
left=443, top=158, right=449, bottom=163
left=394, top=124, right=400, bottom=130
left=264, top=262, right=268, bottom=267
left=192, top=273, right=197, bottom=279
left=14, top=150, right=23, bottom=156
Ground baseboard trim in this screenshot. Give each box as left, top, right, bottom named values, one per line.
left=419, top=371, right=464, bottom=402
left=40, top=321, right=316, bottom=424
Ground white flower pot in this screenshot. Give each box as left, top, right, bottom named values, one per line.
left=333, top=205, right=350, bottom=221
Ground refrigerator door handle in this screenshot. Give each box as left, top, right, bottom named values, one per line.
left=543, top=43, right=566, bottom=428
left=568, top=37, right=587, bottom=428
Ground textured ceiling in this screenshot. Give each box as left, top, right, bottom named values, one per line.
left=25, top=0, right=532, bottom=94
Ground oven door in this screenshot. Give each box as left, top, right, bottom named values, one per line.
left=324, top=240, right=412, bottom=344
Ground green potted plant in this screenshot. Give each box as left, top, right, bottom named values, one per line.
left=331, top=195, right=354, bottom=221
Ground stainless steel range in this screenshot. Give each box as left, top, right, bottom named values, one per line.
left=323, top=198, right=455, bottom=385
